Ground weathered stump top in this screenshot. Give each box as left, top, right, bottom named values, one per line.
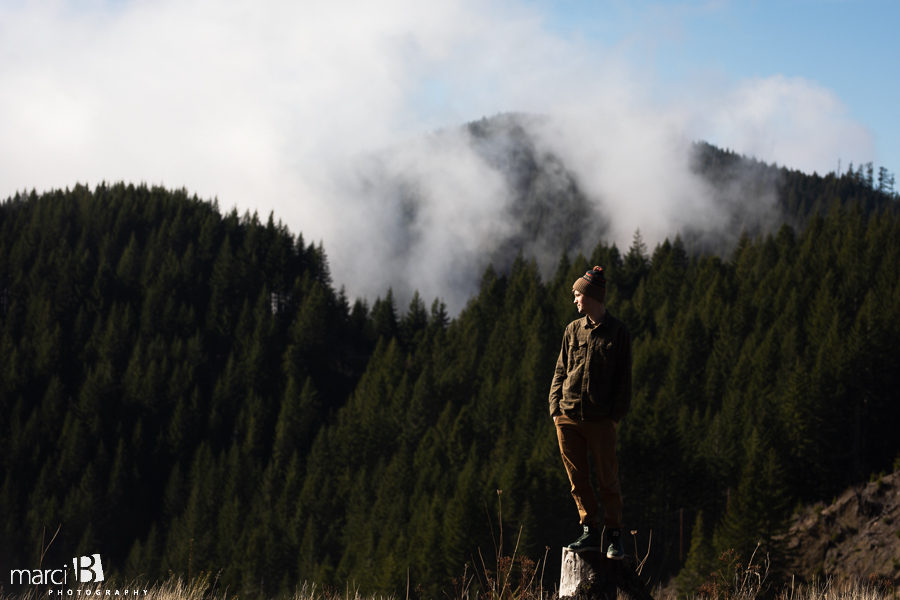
left=559, top=547, right=653, bottom=600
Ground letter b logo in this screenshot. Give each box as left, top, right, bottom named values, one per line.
left=73, top=554, right=104, bottom=583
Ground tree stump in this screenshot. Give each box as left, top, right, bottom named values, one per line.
left=558, top=547, right=654, bottom=600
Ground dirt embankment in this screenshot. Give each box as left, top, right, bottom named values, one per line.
left=784, top=470, right=900, bottom=583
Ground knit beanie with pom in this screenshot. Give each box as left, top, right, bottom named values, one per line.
left=572, top=266, right=606, bottom=302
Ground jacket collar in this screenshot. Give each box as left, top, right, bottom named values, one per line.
left=583, top=309, right=610, bottom=329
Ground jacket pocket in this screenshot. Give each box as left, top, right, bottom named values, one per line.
left=567, top=341, right=586, bottom=368
left=563, top=342, right=586, bottom=402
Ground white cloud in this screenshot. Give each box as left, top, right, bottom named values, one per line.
left=0, top=0, right=877, bottom=311
left=691, top=75, right=874, bottom=174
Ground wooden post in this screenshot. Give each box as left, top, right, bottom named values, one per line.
left=558, top=547, right=654, bottom=600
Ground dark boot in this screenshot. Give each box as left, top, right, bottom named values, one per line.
left=606, top=528, right=625, bottom=560
left=568, top=524, right=603, bottom=552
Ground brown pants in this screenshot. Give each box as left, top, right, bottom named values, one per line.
left=555, top=414, right=623, bottom=528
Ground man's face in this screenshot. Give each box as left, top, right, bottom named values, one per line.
left=573, top=289, right=602, bottom=315
left=573, top=290, right=586, bottom=314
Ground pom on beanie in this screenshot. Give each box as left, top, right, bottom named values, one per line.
left=572, top=266, right=606, bottom=302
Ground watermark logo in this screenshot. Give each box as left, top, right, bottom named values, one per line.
left=72, top=555, right=104, bottom=584
left=9, top=554, right=107, bottom=587
left=9, top=552, right=146, bottom=596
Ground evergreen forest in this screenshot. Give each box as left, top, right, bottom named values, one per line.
left=1, top=152, right=899, bottom=598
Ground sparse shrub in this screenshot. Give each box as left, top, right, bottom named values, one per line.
left=460, top=491, right=549, bottom=600
left=695, top=545, right=770, bottom=600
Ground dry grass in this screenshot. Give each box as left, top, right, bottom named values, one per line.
left=3, top=516, right=894, bottom=600
left=777, top=578, right=898, bottom=600
left=1, top=573, right=223, bottom=600
left=1, top=571, right=896, bottom=600
left=0, top=573, right=402, bottom=600
left=652, top=544, right=898, bottom=600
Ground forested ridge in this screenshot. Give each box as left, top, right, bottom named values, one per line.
left=1, top=159, right=899, bottom=598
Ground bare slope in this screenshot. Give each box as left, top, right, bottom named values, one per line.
left=784, top=469, right=900, bottom=583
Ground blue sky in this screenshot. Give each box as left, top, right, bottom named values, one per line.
left=535, top=0, right=898, bottom=174
left=1, top=0, right=894, bottom=194
left=0, top=0, right=896, bottom=307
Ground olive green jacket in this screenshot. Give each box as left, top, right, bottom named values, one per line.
left=548, top=311, right=632, bottom=422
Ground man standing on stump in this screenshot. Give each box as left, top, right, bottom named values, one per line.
left=549, top=266, right=632, bottom=559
